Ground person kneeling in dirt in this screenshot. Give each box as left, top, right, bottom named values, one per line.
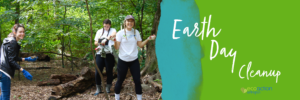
left=94, top=19, right=117, bottom=95
left=112, top=15, right=156, bottom=100
left=0, top=24, right=38, bottom=100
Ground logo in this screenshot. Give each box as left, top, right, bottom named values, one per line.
left=241, top=87, right=272, bottom=95
left=123, top=34, right=135, bottom=38
left=241, top=87, right=247, bottom=93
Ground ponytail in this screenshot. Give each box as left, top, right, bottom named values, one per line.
left=8, top=24, right=25, bottom=38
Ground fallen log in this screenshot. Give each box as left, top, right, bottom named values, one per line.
left=37, top=74, right=78, bottom=86
left=51, top=67, right=95, bottom=97
left=37, top=79, right=60, bottom=86
left=80, top=67, right=95, bottom=80
left=24, top=67, right=51, bottom=70
left=50, top=74, right=78, bottom=84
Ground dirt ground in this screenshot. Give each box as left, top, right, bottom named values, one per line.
left=0, top=60, right=161, bottom=100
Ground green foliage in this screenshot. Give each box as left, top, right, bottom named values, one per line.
left=1, top=0, right=157, bottom=63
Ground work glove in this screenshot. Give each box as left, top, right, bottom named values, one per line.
left=22, top=69, right=32, bottom=81
left=24, top=57, right=38, bottom=62
left=147, top=35, right=156, bottom=40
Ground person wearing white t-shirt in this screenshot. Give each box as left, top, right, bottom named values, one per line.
left=110, top=15, right=156, bottom=100
left=93, top=19, right=117, bottom=95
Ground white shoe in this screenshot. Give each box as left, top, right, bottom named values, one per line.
left=137, top=94, right=142, bottom=100
left=115, top=93, right=120, bottom=100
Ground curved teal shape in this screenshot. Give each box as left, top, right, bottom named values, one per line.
left=156, top=0, right=203, bottom=100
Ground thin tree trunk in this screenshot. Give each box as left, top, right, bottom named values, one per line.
left=140, top=0, right=145, bottom=40
left=142, top=0, right=161, bottom=75
left=61, top=36, right=64, bottom=68
left=15, top=1, right=20, bottom=24
left=85, top=0, right=109, bottom=100
left=138, top=0, right=146, bottom=61
left=62, top=6, right=67, bottom=68
left=68, top=26, right=74, bottom=71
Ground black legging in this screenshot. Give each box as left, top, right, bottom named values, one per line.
left=95, top=54, right=115, bottom=85
left=114, top=58, right=142, bottom=94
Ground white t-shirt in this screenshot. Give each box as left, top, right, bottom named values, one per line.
left=116, top=28, right=142, bottom=62
left=94, top=28, right=117, bottom=54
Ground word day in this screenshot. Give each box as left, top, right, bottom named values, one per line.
left=172, top=15, right=281, bottom=83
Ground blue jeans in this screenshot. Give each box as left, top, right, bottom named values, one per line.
left=0, top=71, right=11, bottom=100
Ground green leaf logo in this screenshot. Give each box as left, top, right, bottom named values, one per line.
left=241, top=87, right=247, bottom=93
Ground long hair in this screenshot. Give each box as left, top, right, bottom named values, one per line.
left=123, top=20, right=136, bottom=40
left=8, top=24, right=25, bottom=38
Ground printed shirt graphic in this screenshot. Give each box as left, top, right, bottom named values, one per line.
left=94, top=28, right=116, bottom=54
left=116, top=28, right=142, bottom=62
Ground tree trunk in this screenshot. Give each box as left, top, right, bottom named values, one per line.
left=68, top=26, right=74, bottom=71
left=61, top=35, right=64, bottom=68
left=61, top=6, right=67, bottom=68
left=142, top=0, right=161, bottom=75
left=85, top=0, right=109, bottom=99
left=140, top=0, right=145, bottom=61
left=15, top=1, right=20, bottom=24
left=51, top=67, right=95, bottom=97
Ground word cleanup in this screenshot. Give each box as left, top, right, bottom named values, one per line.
left=172, top=15, right=281, bottom=83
